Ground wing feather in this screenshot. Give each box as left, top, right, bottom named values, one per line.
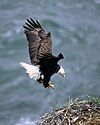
left=23, top=18, right=52, bottom=65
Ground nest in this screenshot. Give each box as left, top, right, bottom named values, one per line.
left=37, top=98, right=100, bottom=125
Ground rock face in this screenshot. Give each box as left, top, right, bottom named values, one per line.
left=37, top=98, right=100, bottom=125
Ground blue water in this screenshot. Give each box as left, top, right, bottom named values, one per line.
left=0, top=0, right=100, bottom=124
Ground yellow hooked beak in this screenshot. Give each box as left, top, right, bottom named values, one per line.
left=62, top=73, right=65, bottom=77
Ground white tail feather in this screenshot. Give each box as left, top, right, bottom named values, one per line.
left=20, top=62, right=40, bottom=80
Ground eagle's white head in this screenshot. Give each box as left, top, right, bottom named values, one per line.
left=57, top=65, right=65, bottom=77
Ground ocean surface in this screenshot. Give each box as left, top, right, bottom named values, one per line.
left=0, top=0, right=100, bottom=125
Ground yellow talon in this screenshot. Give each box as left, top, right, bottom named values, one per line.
left=48, top=82, right=55, bottom=89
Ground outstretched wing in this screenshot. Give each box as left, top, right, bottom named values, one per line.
left=23, top=18, right=52, bottom=65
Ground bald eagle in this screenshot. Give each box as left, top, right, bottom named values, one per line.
left=20, top=18, right=65, bottom=88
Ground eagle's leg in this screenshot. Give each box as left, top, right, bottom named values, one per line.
left=43, top=76, right=55, bottom=89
